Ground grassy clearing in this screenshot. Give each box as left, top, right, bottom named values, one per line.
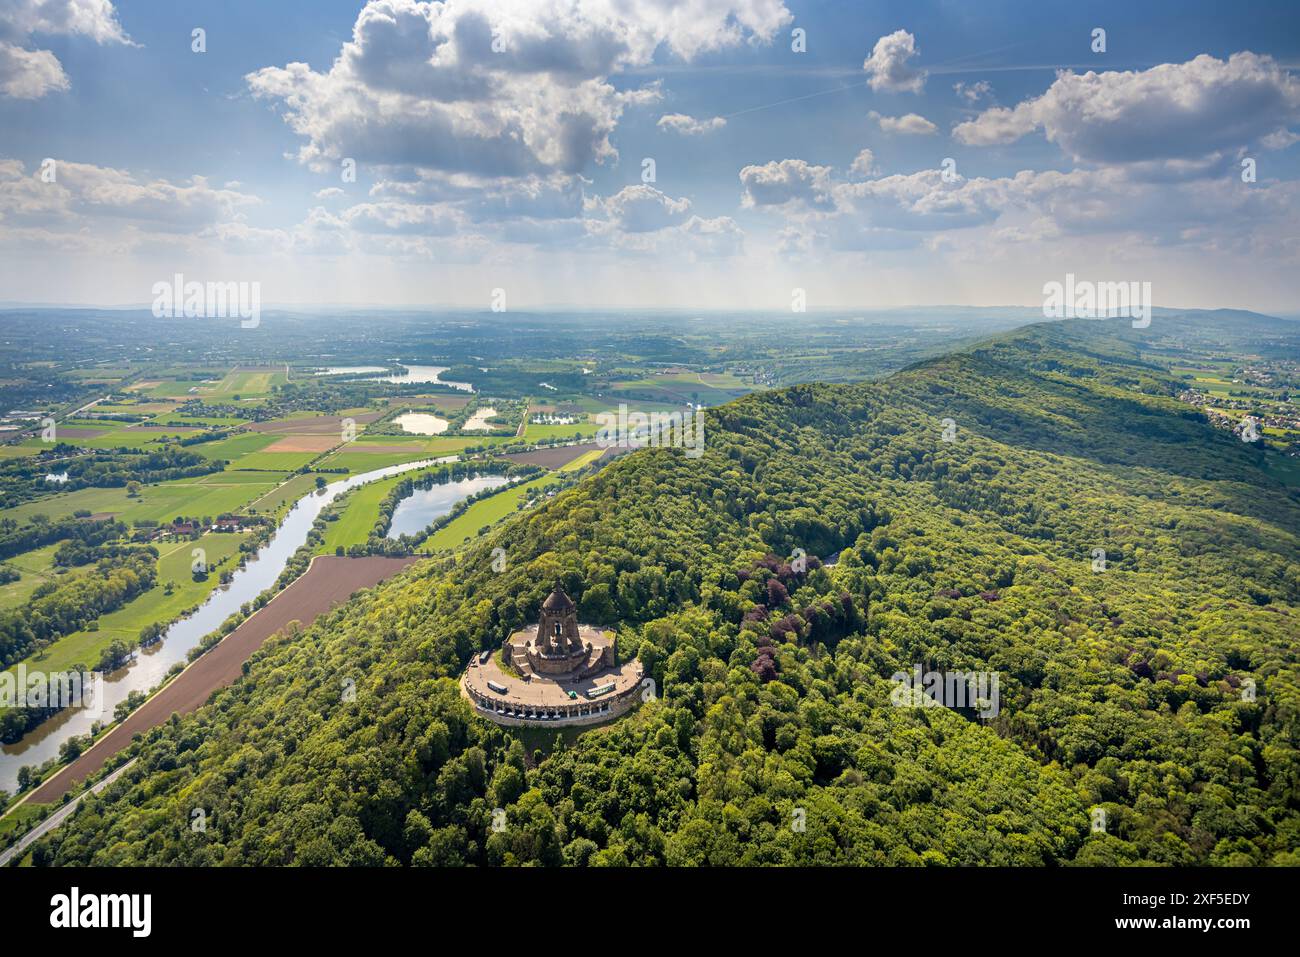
left=0, top=802, right=46, bottom=836
left=523, top=422, right=597, bottom=442
left=315, top=476, right=403, bottom=554
left=0, top=543, right=62, bottom=611
left=509, top=722, right=606, bottom=761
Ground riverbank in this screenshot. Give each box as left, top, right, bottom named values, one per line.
left=23, top=555, right=415, bottom=805
left=0, top=456, right=447, bottom=795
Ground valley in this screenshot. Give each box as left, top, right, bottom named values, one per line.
left=2, top=308, right=1295, bottom=866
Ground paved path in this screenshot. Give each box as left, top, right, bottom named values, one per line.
left=0, top=759, right=136, bottom=867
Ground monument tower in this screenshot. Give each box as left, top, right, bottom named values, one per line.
left=462, top=583, right=640, bottom=727
left=537, top=584, right=582, bottom=656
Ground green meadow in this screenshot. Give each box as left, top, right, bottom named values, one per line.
left=315, top=474, right=406, bottom=554
left=0, top=543, right=62, bottom=611
left=2, top=472, right=289, bottom=527
left=523, top=421, right=597, bottom=442
left=232, top=451, right=321, bottom=472
left=194, top=432, right=278, bottom=461
left=0, top=803, right=45, bottom=837
left=7, top=531, right=248, bottom=676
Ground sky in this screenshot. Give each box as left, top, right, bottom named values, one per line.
left=1, top=0, right=1299, bottom=312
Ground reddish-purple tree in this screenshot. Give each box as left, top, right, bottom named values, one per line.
left=767, top=577, right=789, bottom=607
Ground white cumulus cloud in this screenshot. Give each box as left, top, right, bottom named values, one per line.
left=739, top=158, right=834, bottom=210
left=247, top=0, right=789, bottom=180
left=952, top=52, right=1300, bottom=172
left=862, top=29, right=926, bottom=93
left=0, top=0, right=132, bottom=99
left=849, top=149, right=878, bottom=178
left=657, top=112, right=727, bottom=135
left=870, top=111, right=937, bottom=135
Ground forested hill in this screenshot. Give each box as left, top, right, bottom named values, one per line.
left=35, top=316, right=1300, bottom=866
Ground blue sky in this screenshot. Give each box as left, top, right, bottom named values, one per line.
left=2, top=0, right=1299, bottom=311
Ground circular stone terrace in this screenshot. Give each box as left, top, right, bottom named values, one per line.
left=461, top=624, right=644, bottom=727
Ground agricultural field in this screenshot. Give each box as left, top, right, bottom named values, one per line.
left=558, top=449, right=604, bottom=471
left=209, top=367, right=288, bottom=397
left=522, top=420, right=598, bottom=442
left=149, top=415, right=248, bottom=428
left=230, top=450, right=322, bottom=472
left=128, top=378, right=215, bottom=398
left=194, top=432, right=278, bottom=461
left=1, top=472, right=290, bottom=527
left=78, top=425, right=203, bottom=449
left=607, top=370, right=749, bottom=406
left=242, top=472, right=323, bottom=517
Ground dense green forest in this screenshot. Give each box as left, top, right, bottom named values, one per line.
left=31, top=317, right=1300, bottom=866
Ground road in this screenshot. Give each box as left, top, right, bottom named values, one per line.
left=0, top=759, right=136, bottom=867
left=68, top=395, right=110, bottom=417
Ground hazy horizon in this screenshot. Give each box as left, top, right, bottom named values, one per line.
left=1, top=0, right=1298, bottom=312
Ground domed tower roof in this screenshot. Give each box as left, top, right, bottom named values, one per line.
left=542, top=585, right=575, bottom=611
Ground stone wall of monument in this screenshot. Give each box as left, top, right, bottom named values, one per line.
left=461, top=676, right=644, bottom=728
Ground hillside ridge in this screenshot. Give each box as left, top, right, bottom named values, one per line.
left=30, top=316, right=1300, bottom=867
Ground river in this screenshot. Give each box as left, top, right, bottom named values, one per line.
left=0, top=457, right=455, bottom=795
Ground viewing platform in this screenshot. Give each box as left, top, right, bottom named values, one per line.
left=460, top=585, right=644, bottom=727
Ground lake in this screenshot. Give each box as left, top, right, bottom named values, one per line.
left=386, top=474, right=509, bottom=539
left=463, top=406, right=498, bottom=431
left=394, top=412, right=449, bottom=435
left=313, top=365, right=388, bottom=376
left=371, top=364, right=473, bottom=391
